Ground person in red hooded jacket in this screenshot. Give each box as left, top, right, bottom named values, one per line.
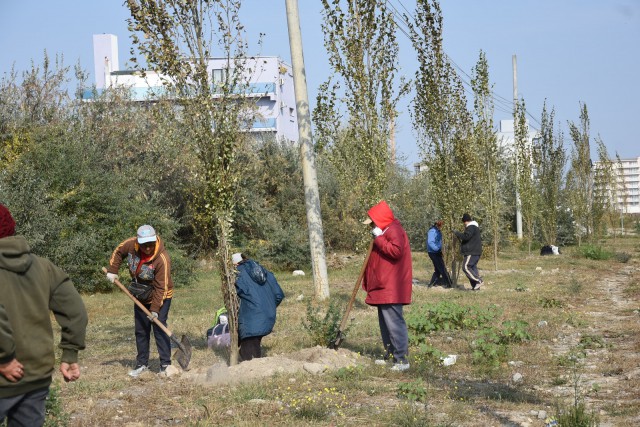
left=362, top=200, right=412, bottom=372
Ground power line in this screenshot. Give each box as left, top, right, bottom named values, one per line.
left=386, top=0, right=541, bottom=129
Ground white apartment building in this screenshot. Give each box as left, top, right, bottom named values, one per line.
left=83, top=34, right=299, bottom=143
left=609, top=157, right=640, bottom=214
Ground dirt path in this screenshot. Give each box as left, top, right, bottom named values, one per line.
left=542, top=263, right=640, bottom=426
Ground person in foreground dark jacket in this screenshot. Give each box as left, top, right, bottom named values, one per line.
left=233, top=253, right=285, bottom=361
left=453, top=213, right=484, bottom=290
left=0, top=204, right=88, bottom=427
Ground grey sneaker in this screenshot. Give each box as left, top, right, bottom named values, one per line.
left=128, top=365, right=148, bottom=378
left=374, top=359, right=388, bottom=366
left=474, top=281, right=484, bottom=290
left=390, top=362, right=410, bottom=372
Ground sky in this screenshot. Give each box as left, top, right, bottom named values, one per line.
left=1, top=0, right=639, bottom=167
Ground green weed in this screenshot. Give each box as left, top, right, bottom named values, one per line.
left=568, top=278, right=582, bottom=295
left=540, top=297, right=565, bottom=309
left=406, top=301, right=499, bottom=345
left=499, top=320, right=532, bottom=344
left=554, top=402, right=599, bottom=426
left=578, top=334, right=607, bottom=350
left=397, top=379, right=429, bottom=402
left=470, top=328, right=509, bottom=367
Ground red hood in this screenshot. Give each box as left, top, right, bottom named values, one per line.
left=367, top=200, right=395, bottom=229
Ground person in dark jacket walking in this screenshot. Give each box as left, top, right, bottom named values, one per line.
left=426, top=220, right=452, bottom=287
left=453, top=213, right=484, bottom=290
left=106, top=225, right=174, bottom=377
left=362, top=201, right=412, bottom=372
left=0, top=204, right=88, bottom=427
left=233, top=253, right=285, bottom=361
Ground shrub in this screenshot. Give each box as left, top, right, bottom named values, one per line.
left=1, top=135, right=194, bottom=293
left=579, top=244, right=612, bottom=260
left=614, top=252, right=631, bottom=263
left=470, top=328, right=509, bottom=366
left=302, top=300, right=343, bottom=347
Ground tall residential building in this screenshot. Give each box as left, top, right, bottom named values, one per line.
left=606, top=157, right=640, bottom=214
left=83, top=34, right=299, bottom=143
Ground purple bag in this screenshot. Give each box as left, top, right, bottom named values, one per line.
left=207, top=323, right=230, bottom=349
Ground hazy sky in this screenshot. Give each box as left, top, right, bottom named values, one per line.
left=2, top=0, right=638, bottom=166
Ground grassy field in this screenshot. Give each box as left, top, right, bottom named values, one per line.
left=51, top=235, right=640, bottom=426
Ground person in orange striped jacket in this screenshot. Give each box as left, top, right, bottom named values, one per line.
left=106, top=225, right=174, bottom=377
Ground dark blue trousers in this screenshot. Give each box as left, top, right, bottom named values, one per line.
left=0, top=386, right=49, bottom=427
left=428, top=251, right=452, bottom=286
left=377, top=304, right=409, bottom=364
left=134, top=298, right=172, bottom=367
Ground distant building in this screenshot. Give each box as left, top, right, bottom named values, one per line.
left=83, top=34, right=299, bottom=143
left=495, top=119, right=539, bottom=156
left=594, top=156, right=640, bottom=215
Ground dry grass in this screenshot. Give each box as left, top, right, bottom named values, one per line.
left=51, top=235, right=640, bottom=426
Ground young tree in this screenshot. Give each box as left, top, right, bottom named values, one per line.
left=315, top=0, right=409, bottom=219
left=471, top=50, right=502, bottom=269
left=407, top=0, right=478, bottom=275
left=592, top=137, right=617, bottom=238
left=533, top=102, right=565, bottom=246
left=127, top=0, right=259, bottom=365
left=566, top=103, right=593, bottom=246
left=513, top=98, right=537, bottom=254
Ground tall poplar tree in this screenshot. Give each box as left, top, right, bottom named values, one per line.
left=408, top=0, right=478, bottom=273
left=513, top=98, right=537, bottom=254
left=315, top=0, right=409, bottom=218
left=471, top=50, right=502, bottom=269
left=533, top=102, right=565, bottom=246
left=127, top=0, right=258, bottom=365
left=592, top=137, right=616, bottom=238
left=566, top=103, right=593, bottom=245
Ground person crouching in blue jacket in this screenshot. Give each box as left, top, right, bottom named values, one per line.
left=232, top=253, right=285, bottom=361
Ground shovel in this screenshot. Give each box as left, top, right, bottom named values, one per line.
left=329, top=240, right=374, bottom=350
left=102, top=267, right=192, bottom=370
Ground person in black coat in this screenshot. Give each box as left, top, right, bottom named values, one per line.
left=453, top=213, right=484, bottom=290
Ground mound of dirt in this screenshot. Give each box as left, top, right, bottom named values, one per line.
left=182, top=346, right=367, bottom=386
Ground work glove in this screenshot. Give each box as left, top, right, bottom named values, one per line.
left=148, top=312, right=158, bottom=321
left=106, top=273, right=118, bottom=283
left=371, top=227, right=383, bottom=237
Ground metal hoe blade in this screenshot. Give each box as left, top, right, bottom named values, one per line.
left=172, top=334, right=192, bottom=370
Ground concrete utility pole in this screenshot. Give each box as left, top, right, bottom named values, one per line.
left=513, top=54, right=523, bottom=240
left=285, top=0, right=330, bottom=300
